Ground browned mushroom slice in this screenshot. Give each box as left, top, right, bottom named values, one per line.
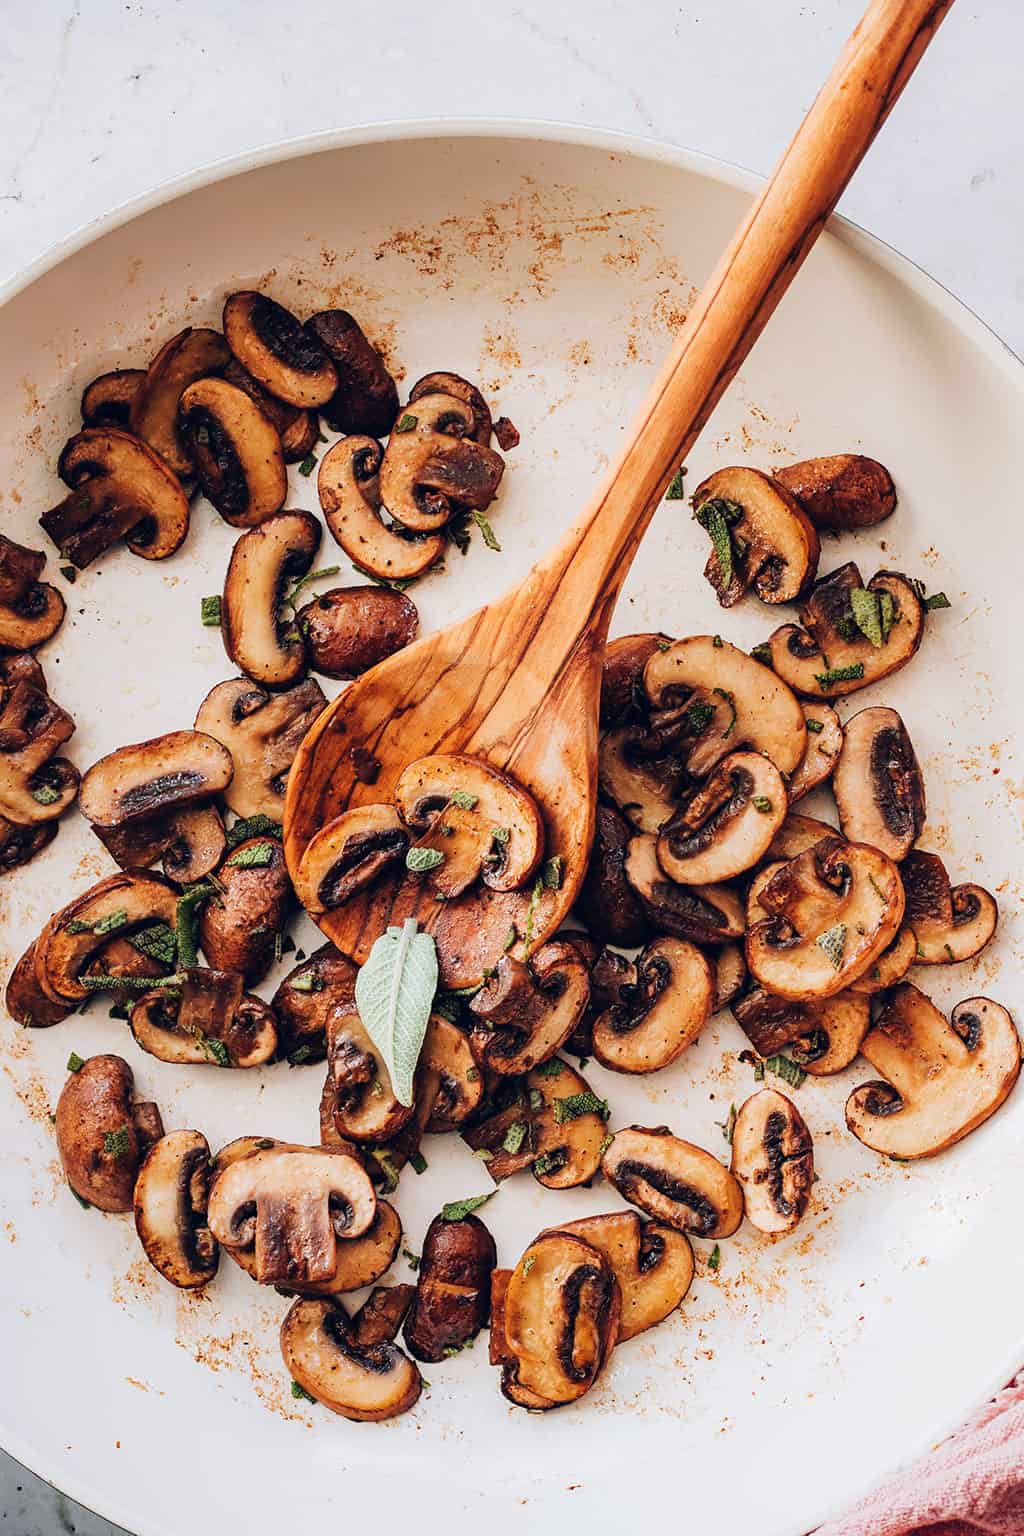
left=746, top=835, right=905, bottom=1001
left=307, top=311, right=400, bottom=436
left=0, top=533, right=44, bottom=606
left=281, top=1295, right=421, bottom=1420
left=768, top=564, right=925, bottom=698
left=129, top=327, right=231, bottom=475
left=380, top=393, right=504, bottom=532
left=602, top=1126, right=743, bottom=1238
left=198, top=836, right=293, bottom=985
left=416, top=1014, right=484, bottom=1131
left=576, top=804, right=649, bottom=947
left=774, top=454, right=896, bottom=531
left=598, top=726, right=684, bottom=833
left=294, top=805, right=409, bottom=916
left=0, top=675, right=78, bottom=824
left=0, top=579, right=66, bottom=652
left=656, top=751, right=786, bottom=885
left=221, top=358, right=317, bottom=464
left=222, top=510, right=320, bottom=689
left=901, top=849, right=998, bottom=965
left=79, top=730, right=232, bottom=866
left=624, top=834, right=745, bottom=944
left=297, top=585, right=418, bottom=680
left=592, top=937, right=712, bottom=1075
left=847, top=985, right=1020, bottom=1159
left=408, top=372, right=493, bottom=445
left=468, top=943, right=589, bottom=1075
left=223, top=292, right=337, bottom=408
left=712, top=943, right=747, bottom=1012
left=272, top=943, right=357, bottom=1064
left=497, top=1232, right=618, bottom=1409
left=644, top=635, right=807, bottom=778
left=732, top=986, right=870, bottom=1075
left=80, top=369, right=145, bottom=429
left=162, top=805, right=226, bottom=884
left=848, top=923, right=918, bottom=994
left=731, top=1089, right=813, bottom=1234
left=134, top=1130, right=218, bottom=1287
left=55, top=1053, right=164, bottom=1213
left=194, top=676, right=325, bottom=822
left=318, top=436, right=445, bottom=581
left=600, top=633, right=672, bottom=727
left=207, top=1143, right=376, bottom=1286
left=294, top=1202, right=403, bottom=1296
left=553, top=1212, right=693, bottom=1342
left=35, top=871, right=179, bottom=1005
left=323, top=1005, right=417, bottom=1144
left=178, top=378, right=287, bottom=527
left=463, top=1059, right=607, bottom=1190
left=350, top=1284, right=416, bottom=1346
left=767, top=811, right=837, bottom=861
left=402, top=1212, right=497, bottom=1362
left=41, top=428, right=189, bottom=567
left=131, top=968, right=277, bottom=1067
left=789, top=702, right=843, bottom=802
left=833, top=706, right=925, bottom=861
left=691, top=466, right=819, bottom=607
left=5, top=942, right=71, bottom=1027
left=395, top=753, right=544, bottom=898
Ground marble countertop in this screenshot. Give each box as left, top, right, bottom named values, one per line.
left=1, top=1, right=1021, bottom=1531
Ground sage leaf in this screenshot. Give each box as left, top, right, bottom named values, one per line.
left=354, top=919, right=438, bottom=1106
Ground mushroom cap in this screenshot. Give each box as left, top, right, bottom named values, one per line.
left=44, top=427, right=190, bottom=566
left=0, top=678, right=78, bottom=824
left=130, top=971, right=277, bottom=1068
left=848, top=923, right=918, bottom=994
left=36, top=871, right=179, bottom=1004
left=552, top=1211, right=694, bottom=1342
left=768, top=565, right=925, bottom=698
left=644, top=635, right=807, bottom=777
left=602, top=1126, right=744, bottom=1238
left=416, top=1013, right=484, bottom=1131
left=379, top=392, right=504, bottom=531
left=281, top=1296, right=421, bottom=1421
left=901, top=849, right=998, bottom=964
left=576, top=803, right=649, bottom=947
left=591, top=936, right=713, bottom=1075
left=600, top=632, right=672, bottom=727
left=656, top=750, right=786, bottom=884
left=323, top=1004, right=417, bottom=1143
left=712, top=942, right=747, bottom=1012
left=194, top=676, right=326, bottom=822
left=208, top=1144, right=376, bottom=1286
left=731, top=1089, right=814, bottom=1235
left=198, top=835, right=293, bottom=985
left=767, top=811, right=837, bottom=861
left=832, top=706, right=925, bottom=861
left=498, top=1231, right=618, bottom=1408
left=0, top=535, right=44, bottom=608
left=294, top=804, right=409, bottom=915
left=55, top=1053, right=162, bottom=1213
left=80, top=729, right=233, bottom=830
left=733, top=985, right=870, bottom=1075
left=402, top=1211, right=497, bottom=1363
left=222, top=510, right=321, bottom=689
left=846, top=984, right=1021, bottom=1159
left=597, top=725, right=684, bottom=833
left=788, top=702, right=843, bottom=802
left=692, top=465, right=819, bottom=606
left=80, top=369, right=145, bottom=430
left=468, top=942, right=590, bottom=1075
left=306, top=310, right=400, bottom=437
left=129, top=326, right=232, bottom=475
left=408, top=371, right=493, bottom=444
left=317, top=436, right=446, bottom=581
left=271, top=942, right=357, bottom=1063
left=162, top=804, right=227, bottom=884
left=133, top=1129, right=219, bottom=1288
left=297, top=585, right=418, bottom=681
left=178, top=377, right=287, bottom=527
left=624, top=833, right=745, bottom=943
left=462, top=1058, right=607, bottom=1190
left=223, top=292, right=338, bottom=408
left=0, top=582, right=66, bottom=652
left=5, top=941, right=72, bottom=1028
left=774, top=454, right=896, bottom=531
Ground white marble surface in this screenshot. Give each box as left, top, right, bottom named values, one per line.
left=1, top=1, right=1021, bottom=1531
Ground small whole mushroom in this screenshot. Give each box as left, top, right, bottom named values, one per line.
left=402, top=1211, right=497, bottom=1363
left=297, top=586, right=419, bottom=680
left=56, top=1054, right=164, bottom=1213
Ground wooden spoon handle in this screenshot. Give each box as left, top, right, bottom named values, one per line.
left=563, top=0, right=954, bottom=617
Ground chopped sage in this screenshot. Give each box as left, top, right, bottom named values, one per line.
left=406, top=846, right=445, bottom=874
left=816, top=923, right=847, bottom=969
left=200, top=595, right=222, bottom=627
left=442, top=1192, right=495, bottom=1222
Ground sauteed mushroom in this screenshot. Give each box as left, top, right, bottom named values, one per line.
left=600, top=633, right=671, bottom=727
left=731, top=1089, right=814, bottom=1234
left=463, top=1059, right=606, bottom=1190
left=554, top=1212, right=694, bottom=1342
left=131, top=968, right=277, bottom=1067
left=767, top=564, right=925, bottom=698
left=281, top=1295, right=421, bottom=1421
left=403, top=1211, right=496, bottom=1362
left=194, top=676, right=325, bottom=821
left=379, top=393, right=504, bottom=532
left=591, top=937, right=713, bottom=1074
left=0, top=671, right=78, bottom=825
left=318, top=436, right=446, bottom=581
left=35, top=871, right=178, bottom=1005
left=901, top=850, right=998, bottom=965
left=0, top=534, right=65, bottom=652
left=0, top=820, right=56, bottom=876
left=323, top=1005, right=416, bottom=1144
left=713, top=943, right=747, bottom=1011
left=297, top=586, right=418, bottom=680
left=295, top=1203, right=404, bottom=1296
left=56, top=1054, right=164, bottom=1213
left=768, top=812, right=837, bottom=862
left=576, top=804, right=649, bottom=946
left=624, top=834, right=745, bottom=944
left=832, top=707, right=925, bottom=861
left=306, top=310, right=400, bottom=436
left=295, top=805, right=409, bottom=915
left=178, top=378, right=287, bottom=527
left=221, top=358, right=317, bottom=464
left=129, top=326, right=231, bottom=475
left=656, top=751, right=786, bottom=884
left=774, top=453, right=896, bottom=531
left=602, top=1126, right=743, bottom=1239
left=79, top=729, right=232, bottom=870
left=80, top=369, right=144, bottom=430
left=223, top=292, right=338, bottom=408
left=222, top=510, right=321, bottom=688
left=408, top=372, right=493, bottom=445
left=133, top=1130, right=219, bottom=1287
left=42, top=428, right=189, bottom=567
left=848, top=923, right=918, bottom=994
left=788, top=702, right=843, bottom=802
left=198, top=835, right=293, bottom=984
left=272, top=943, right=357, bottom=1064
left=415, top=1014, right=484, bottom=1132
left=733, top=985, right=870, bottom=1075
left=597, top=725, right=684, bottom=833
left=468, top=942, right=590, bottom=1075
left=395, top=753, right=544, bottom=898
left=691, top=466, right=819, bottom=606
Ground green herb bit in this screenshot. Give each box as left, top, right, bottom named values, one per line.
left=66, top=1051, right=85, bottom=1073
left=764, top=1054, right=807, bottom=1090
left=128, top=923, right=177, bottom=968
left=297, top=454, right=317, bottom=477
left=656, top=638, right=671, bottom=651
left=490, top=825, right=510, bottom=845
left=197, top=1035, right=231, bottom=1067
left=287, top=1043, right=316, bottom=1067
left=449, top=789, right=478, bottom=810
left=532, top=1149, right=567, bottom=1177
left=684, top=701, right=714, bottom=735
left=750, top=642, right=773, bottom=666
left=522, top=1254, right=536, bottom=1276
left=409, top=1150, right=429, bottom=1175
left=103, top=1125, right=131, bottom=1159
left=805, top=717, right=824, bottom=734
left=403, top=1248, right=421, bottom=1270
left=665, top=466, right=686, bottom=500
left=291, top=1380, right=316, bottom=1403
left=406, top=846, right=445, bottom=874
left=553, top=1091, right=609, bottom=1125
left=289, top=971, right=325, bottom=995
left=503, top=926, right=517, bottom=952
left=849, top=587, right=885, bottom=648
left=925, top=591, right=951, bottom=611
left=225, top=814, right=283, bottom=851
left=522, top=876, right=545, bottom=957
left=80, top=972, right=183, bottom=994
left=751, top=795, right=773, bottom=814
left=814, top=662, right=865, bottom=690
left=717, top=1104, right=737, bottom=1144
left=70, top=1188, right=91, bottom=1210
left=816, top=922, right=847, bottom=969
left=528, top=1087, right=544, bottom=1111
left=878, top=589, right=896, bottom=640
left=867, top=874, right=889, bottom=904
left=471, top=509, right=501, bottom=552
left=64, top=919, right=92, bottom=936
left=534, top=1058, right=564, bottom=1077
left=174, top=884, right=215, bottom=969
left=473, top=1147, right=493, bottom=1161
left=694, top=499, right=736, bottom=590
left=30, top=783, right=61, bottom=806
left=442, top=1191, right=495, bottom=1222
left=365, top=1148, right=401, bottom=1194
left=753, top=1057, right=765, bottom=1082
left=225, top=840, right=276, bottom=869
left=707, top=1243, right=722, bottom=1272
left=200, top=595, right=222, bottom=627
left=350, top=562, right=418, bottom=592
left=540, top=855, right=563, bottom=890
left=394, top=413, right=418, bottom=433
left=93, top=909, right=128, bottom=937
left=502, top=1121, right=528, bottom=1154
left=712, top=634, right=724, bottom=649
left=599, top=1131, right=614, bottom=1157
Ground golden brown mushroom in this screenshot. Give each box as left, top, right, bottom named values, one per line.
left=198, top=835, right=293, bottom=984
left=774, top=453, right=896, bottom=531
left=0, top=669, right=78, bottom=826
left=901, top=850, right=998, bottom=965
left=306, top=310, right=400, bottom=436
left=222, top=510, right=321, bottom=688
left=402, top=1211, right=496, bottom=1362
left=297, top=585, right=418, bottom=680
left=379, top=393, right=504, bottom=532
left=767, top=564, right=925, bottom=698
left=130, top=968, right=277, bottom=1068
left=553, top=1212, right=694, bottom=1341
left=732, top=985, right=870, bottom=1075
left=56, top=1054, right=164, bottom=1213
left=194, top=676, right=325, bottom=822
left=691, top=466, right=819, bottom=607
left=223, top=292, right=338, bottom=408
left=832, top=706, right=925, bottom=861
left=281, top=1295, right=421, bottom=1421
left=591, top=937, right=713, bottom=1074
left=42, top=428, right=189, bottom=567
left=731, top=1089, right=814, bottom=1235
left=623, top=834, right=746, bottom=944
left=601, top=1126, right=744, bottom=1239
left=468, top=942, right=590, bottom=1075
left=318, top=436, right=446, bottom=582
left=294, top=805, right=409, bottom=916
left=129, top=326, right=231, bottom=475
left=178, top=378, right=287, bottom=527
left=133, top=1130, right=219, bottom=1287
left=462, top=1058, right=607, bottom=1191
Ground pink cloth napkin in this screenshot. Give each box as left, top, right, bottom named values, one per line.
left=817, top=1374, right=1024, bottom=1536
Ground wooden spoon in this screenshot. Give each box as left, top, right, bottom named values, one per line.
left=285, top=0, right=954, bottom=988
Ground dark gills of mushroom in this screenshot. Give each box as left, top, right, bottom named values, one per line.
left=222, top=510, right=321, bottom=689
left=832, top=706, right=925, bottom=861
left=601, top=1125, right=744, bottom=1238
left=408, top=372, right=493, bottom=445
left=80, top=369, right=145, bottom=430
left=42, top=428, right=190, bottom=567
left=306, top=310, right=400, bottom=436
left=774, top=454, right=896, bottom=531
left=133, top=1130, right=219, bottom=1288
left=591, top=937, right=713, bottom=1075
left=194, top=676, right=326, bottom=822
left=55, top=1053, right=164, bottom=1213
left=597, top=724, right=686, bottom=833
left=221, top=357, right=318, bottom=463
left=576, top=804, right=649, bottom=947
left=731, top=1089, right=814, bottom=1235
left=0, top=673, right=78, bottom=825
left=845, top=983, right=1021, bottom=1159
left=767, top=563, right=925, bottom=698
left=656, top=750, right=786, bottom=885
left=317, top=437, right=447, bottom=582
left=78, top=729, right=233, bottom=869
left=402, top=1212, right=497, bottom=1362
left=223, top=292, right=338, bottom=408
left=129, top=326, right=232, bottom=476
left=552, top=1212, right=694, bottom=1342
left=379, top=393, right=504, bottom=532
left=130, top=969, right=277, bottom=1068
left=178, top=378, right=287, bottom=527
left=467, top=943, right=590, bottom=1075
left=900, top=849, right=998, bottom=965
left=691, top=466, right=820, bottom=607
left=623, top=834, right=745, bottom=944
left=297, top=585, right=419, bottom=680
left=281, top=1296, right=421, bottom=1421
left=294, top=805, right=409, bottom=917
left=322, top=1005, right=416, bottom=1144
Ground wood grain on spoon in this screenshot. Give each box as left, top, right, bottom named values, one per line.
left=285, top=0, right=954, bottom=988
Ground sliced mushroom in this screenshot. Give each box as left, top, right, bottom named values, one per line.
left=462, top=1059, right=606, bottom=1190
left=318, top=435, right=445, bottom=580
left=768, top=811, right=837, bottom=861
left=691, top=466, right=819, bottom=607
left=656, top=751, right=786, bottom=885
left=731, top=1089, right=814, bottom=1234
left=0, top=675, right=78, bottom=824
left=415, top=1014, right=484, bottom=1131
left=0, top=534, right=44, bottom=607
left=576, top=804, right=649, bottom=947
left=178, top=378, right=287, bottom=527
left=80, top=369, right=145, bottom=430
left=598, top=726, right=684, bottom=833
left=644, top=635, right=807, bottom=777
left=221, top=358, right=317, bottom=464
left=207, top=1143, right=376, bottom=1285
left=732, top=986, right=870, bottom=1075
left=295, top=1202, right=403, bottom=1296
left=847, top=984, right=1020, bottom=1159
left=35, top=871, right=179, bottom=1005
left=198, top=836, right=293, bottom=984
left=194, top=676, right=325, bottom=821
left=602, top=1126, right=743, bottom=1239
left=131, top=968, right=277, bottom=1067
left=350, top=1284, right=416, bottom=1347
left=774, top=454, right=896, bottom=531
left=833, top=707, right=925, bottom=861
left=79, top=730, right=232, bottom=867
left=591, top=937, right=712, bottom=1074
left=294, top=805, right=409, bottom=916
left=768, top=564, right=925, bottom=698
left=297, top=585, right=418, bottom=680
left=901, top=850, right=998, bottom=964
left=129, top=327, right=231, bottom=475
left=380, top=393, right=504, bottom=532
left=133, top=1129, right=218, bottom=1287
left=600, top=633, right=672, bottom=727
left=395, top=753, right=544, bottom=898
left=323, top=1005, right=416, bottom=1144
left=848, top=923, right=918, bottom=994
left=222, top=510, right=321, bottom=688
left=5, top=942, right=71, bottom=1027
left=272, top=943, right=357, bottom=1063
left=162, top=805, right=227, bottom=885
left=41, top=428, right=189, bottom=567
left=746, top=835, right=905, bottom=1001
left=0, top=578, right=65, bottom=652
left=713, top=943, right=747, bottom=1012
left=553, top=1212, right=693, bottom=1342
left=408, top=372, right=492, bottom=445
left=468, top=942, right=589, bottom=1075
left=56, top=1054, right=164, bottom=1213
left=281, top=1295, right=421, bottom=1420
left=402, top=1211, right=497, bottom=1362
left=223, top=292, right=337, bottom=408
left=496, top=1232, right=618, bottom=1409
left=789, top=702, right=843, bottom=802
left=306, top=311, right=400, bottom=436
left=624, top=834, right=745, bottom=943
